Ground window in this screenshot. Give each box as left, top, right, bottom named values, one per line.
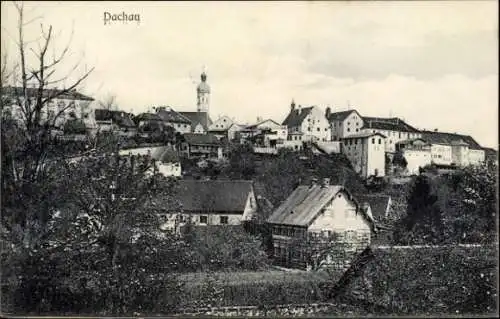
left=356, top=128, right=359, bottom=132
left=378, top=138, right=381, bottom=144
left=347, top=122, right=350, bottom=125
left=372, top=138, right=375, bottom=144
left=399, top=132, right=401, bottom=138
left=220, top=216, right=228, bottom=224
left=347, top=128, right=350, bottom=132
left=200, top=215, right=208, bottom=224
left=317, top=127, right=320, bottom=132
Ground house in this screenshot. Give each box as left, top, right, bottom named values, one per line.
left=208, top=116, right=245, bottom=141
left=354, top=193, right=393, bottom=246
left=394, top=138, right=432, bottom=175
left=150, top=145, right=182, bottom=177
left=483, top=147, right=498, bottom=166
left=180, top=133, right=224, bottom=159
left=353, top=194, right=392, bottom=222
left=179, top=111, right=213, bottom=134
left=134, top=112, right=164, bottom=134
left=282, top=100, right=331, bottom=143
left=2, top=86, right=96, bottom=131
left=267, top=178, right=376, bottom=270
left=245, top=119, right=288, bottom=147
left=342, top=132, right=386, bottom=179
left=326, top=109, right=365, bottom=141
left=360, top=117, right=422, bottom=153
left=94, top=109, right=137, bottom=137
left=156, top=180, right=257, bottom=230
left=154, top=106, right=192, bottom=134
left=421, top=130, right=485, bottom=167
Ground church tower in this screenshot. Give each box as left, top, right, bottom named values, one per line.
left=197, top=71, right=210, bottom=112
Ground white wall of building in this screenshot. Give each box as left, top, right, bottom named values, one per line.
left=361, top=128, right=422, bottom=153
left=430, top=144, right=453, bottom=165
left=299, top=106, right=331, bottom=142
left=308, top=192, right=371, bottom=242
left=331, top=111, right=364, bottom=140
left=403, top=149, right=431, bottom=175
left=468, top=149, right=486, bottom=166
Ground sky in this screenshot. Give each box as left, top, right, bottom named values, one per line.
left=1, top=1, right=498, bottom=148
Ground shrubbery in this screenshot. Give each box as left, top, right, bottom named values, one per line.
left=345, top=246, right=497, bottom=316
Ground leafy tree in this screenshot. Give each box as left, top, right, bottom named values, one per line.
left=392, top=152, right=408, bottom=168
left=224, top=143, right=256, bottom=180
left=393, top=175, right=445, bottom=245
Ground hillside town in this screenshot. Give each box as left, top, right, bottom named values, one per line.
left=3, top=70, right=496, bottom=179
left=1, top=1, right=497, bottom=318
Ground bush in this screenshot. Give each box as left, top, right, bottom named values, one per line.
left=345, top=246, right=498, bottom=316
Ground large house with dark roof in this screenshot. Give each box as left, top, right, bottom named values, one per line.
left=94, top=109, right=136, bottom=137
left=154, top=106, right=193, bottom=134
left=267, top=178, right=376, bottom=270
left=360, top=116, right=422, bottom=153
left=178, top=111, right=213, bottom=134
left=2, top=86, right=96, bottom=131
left=326, top=109, right=365, bottom=141
left=282, top=100, right=331, bottom=143
left=421, top=130, right=485, bottom=167
left=180, top=133, right=224, bottom=159
left=155, top=180, right=258, bottom=230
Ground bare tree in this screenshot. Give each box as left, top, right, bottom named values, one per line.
left=2, top=1, right=94, bottom=182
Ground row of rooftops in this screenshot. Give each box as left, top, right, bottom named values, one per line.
left=3, top=86, right=94, bottom=101
left=149, top=178, right=389, bottom=230
left=282, top=104, right=487, bottom=151
left=4, top=86, right=490, bottom=152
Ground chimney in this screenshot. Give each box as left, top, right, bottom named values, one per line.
left=322, top=178, right=330, bottom=188
left=291, top=99, right=296, bottom=112
left=297, top=105, right=302, bottom=113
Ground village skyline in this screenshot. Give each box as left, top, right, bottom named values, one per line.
left=1, top=1, right=497, bottom=148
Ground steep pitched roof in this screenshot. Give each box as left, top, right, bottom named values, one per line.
left=267, top=184, right=373, bottom=227
left=362, top=116, right=420, bottom=133
left=179, top=111, right=213, bottom=131
left=156, top=107, right=192, bottom=124
left=247, top=119, right=283, bottom=129
left=282, top=106, right=314, bottom=127
left=327, top=110, right=359, bottom=122
left=3, top=86, right=94, bottom=101
left=176, top=180, right=253, bottom=213
left=353, top=194, right=391, bottom=221
left=134, top=112, right=162, bottom=122
left=95, top=109, right=136, bottom=128
left=420, top=130, right=483, bottom=150
left=183, top=133, right=221, bottom=145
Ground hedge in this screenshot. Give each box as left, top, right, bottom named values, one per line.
left=344, top=245, right=498, bottom=316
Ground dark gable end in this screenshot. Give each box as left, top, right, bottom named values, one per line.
left=282, top=107, right=314, bottom=127
left=353, top=194, right=391, bottom=221
left=327, top=110, right=360, bottom=122
left=179, top=111, right=213, bottom=131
